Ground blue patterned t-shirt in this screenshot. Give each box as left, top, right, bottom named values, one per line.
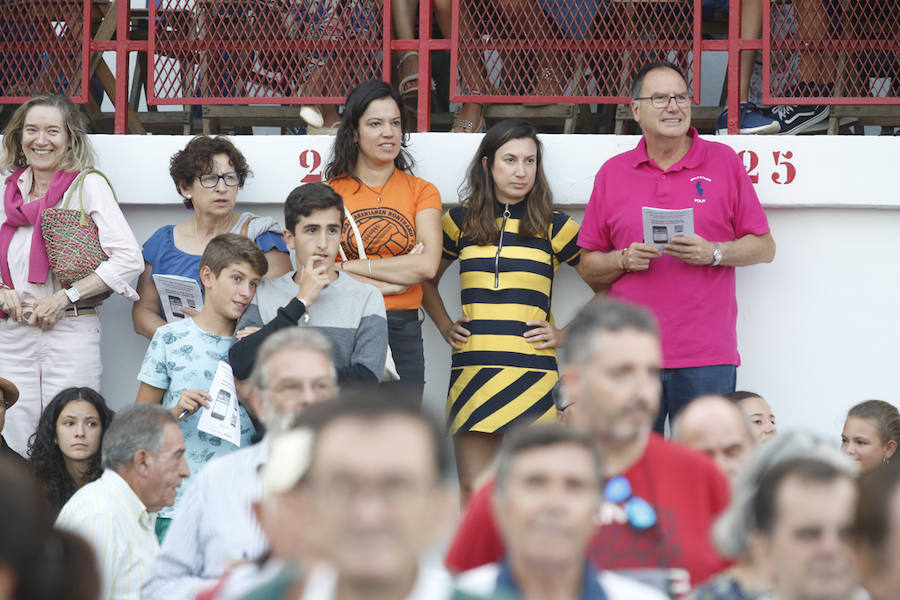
left=137, top=317, right=256, bottom=518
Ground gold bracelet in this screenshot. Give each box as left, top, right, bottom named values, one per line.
left=620, top=249, right=629, bottom=272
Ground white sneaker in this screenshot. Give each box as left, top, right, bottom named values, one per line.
left=299, top=105, right=324, bottom=129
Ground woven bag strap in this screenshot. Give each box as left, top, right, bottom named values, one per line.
left=60, top=168, right=119, bottom=226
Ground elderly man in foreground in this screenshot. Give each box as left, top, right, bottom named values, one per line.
left=56, top=404, right=189, bottom=600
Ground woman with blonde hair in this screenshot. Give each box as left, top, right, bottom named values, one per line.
left=0, top=93, right=143, bottom=455
left=841, top=399, right=900, bottom=474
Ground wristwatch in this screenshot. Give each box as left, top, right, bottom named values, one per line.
left=296, top=298, right=311, bottom=324
left=65, top=287, right=81, bottom=304
left=711, top=243, right=722, bottom=267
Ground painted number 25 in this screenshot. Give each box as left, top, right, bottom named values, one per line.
left=738, top=150, right=796, bottom=185
left=299, top=149, right=322, bottom=182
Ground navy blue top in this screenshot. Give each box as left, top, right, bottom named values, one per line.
left=142, top=224, right=286, bottom=284
left=496, top=559, right=608, bottom=600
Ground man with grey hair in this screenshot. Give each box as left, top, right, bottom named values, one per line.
left=143, top=327, right=338, bottom=600
left=56, top=404, right=189, bottom=600
left=446, top=299, right=730, bottom=595
left=456, top=424, right=666, bottom=600
left=673, top=394, right=756, bottom=480
left=578, top=59, right=775, bottom=434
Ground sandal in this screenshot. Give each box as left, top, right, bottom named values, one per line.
left=398, top=51, right=420, bottom=100
left=397, top=51, right=436, bottom=101
left=452, top=101, right=485, bottom=133
left=526, top=68, right=562, bottom=107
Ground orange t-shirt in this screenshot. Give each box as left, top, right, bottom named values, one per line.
left=330, top=171, right=442, bottom=311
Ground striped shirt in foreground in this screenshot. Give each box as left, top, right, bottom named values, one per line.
left=56, top=469, right=159, bottom=600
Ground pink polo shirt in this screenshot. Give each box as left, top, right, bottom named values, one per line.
left=579, top=128, right=770, bottom=368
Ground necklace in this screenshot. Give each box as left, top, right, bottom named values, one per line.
left=360, top=168, right=396, bottom=204
left=30, top=182, right=50, bottom=198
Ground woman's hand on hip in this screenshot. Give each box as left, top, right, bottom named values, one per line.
left=524, top=320, right=564, bottom=350
left=442, top=316, right=472, bottom=350
left=0, top=288, right=23, bottom=322
left=29, top=290, right=69, bottom=330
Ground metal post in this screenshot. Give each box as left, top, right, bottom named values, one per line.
left=726, top=0, right=741, bottom=134
left=114, top=0, right=129, bottom=134
left=417, top=0, right=433, bottom=132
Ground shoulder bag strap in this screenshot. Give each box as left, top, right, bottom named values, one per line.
left=60, top=168, right=119, bottom=226
left=240, top=216, right=259, bottom=238
left=339, top=210, right=366, bottom=262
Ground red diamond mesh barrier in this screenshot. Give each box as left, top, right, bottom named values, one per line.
left=148, top=0, right=385, bottom=104
left=451, top=0, right=699, bottom=103
left=0, top=0, right=87, bottom=102
left=765, top=0, right=899, bottom=103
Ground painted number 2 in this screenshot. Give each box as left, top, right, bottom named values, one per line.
left=739, top=150, right=759, bottom=183
left=299, top=149, right=322, bottom=182
left=738, top=150, right=796, bottom=185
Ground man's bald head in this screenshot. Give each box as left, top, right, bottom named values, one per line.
left=674, top=395, right=756, bottom=480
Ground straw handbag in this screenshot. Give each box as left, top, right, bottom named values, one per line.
left=41, top=169, right=116, bottom=306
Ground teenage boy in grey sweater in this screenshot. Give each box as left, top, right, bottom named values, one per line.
left=229, top=183, right=387, bottom=385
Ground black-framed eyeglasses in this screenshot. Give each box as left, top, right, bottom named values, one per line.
left=633, top=92, right=692, bottom=109
left=196, top=172, right=241, bottom=188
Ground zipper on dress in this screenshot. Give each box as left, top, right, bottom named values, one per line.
left=494, top=204, right=510, bottom=289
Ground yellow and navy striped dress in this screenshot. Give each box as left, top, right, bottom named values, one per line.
left=442, top=202, right=582, bottom=434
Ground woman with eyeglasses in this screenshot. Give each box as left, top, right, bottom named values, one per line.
left=132, top=136, right=292, bottom=339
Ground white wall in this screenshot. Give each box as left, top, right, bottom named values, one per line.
left=82, top=133, right=900, bottom=443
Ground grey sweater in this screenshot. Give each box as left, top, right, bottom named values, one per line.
left=230, top=270, right=387, bottom=385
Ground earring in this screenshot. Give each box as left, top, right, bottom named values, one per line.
left=186, top=194, right=192, bottom=200
left=884, top=456, right=890, bottom=464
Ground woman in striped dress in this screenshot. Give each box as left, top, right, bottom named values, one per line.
left=422, top=119, right=596, bottom=502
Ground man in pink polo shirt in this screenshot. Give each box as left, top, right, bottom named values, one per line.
left=578, top=60, right=775, bottom=434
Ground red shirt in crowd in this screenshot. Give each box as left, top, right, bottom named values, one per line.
left=445, top=433, right=731, bottom=592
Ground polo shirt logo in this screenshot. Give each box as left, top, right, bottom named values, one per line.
left=690, top=176, right=711, bottom=203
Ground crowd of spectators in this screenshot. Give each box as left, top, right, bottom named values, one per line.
left=0, top=59, right=898, bottom=600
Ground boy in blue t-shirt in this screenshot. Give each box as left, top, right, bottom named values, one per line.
left=136, top=233, right=268, bottom=538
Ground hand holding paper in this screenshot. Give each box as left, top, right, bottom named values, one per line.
left=173, top=389, right=211, bottom=420
left=622, top=242, right=661, bottom=272
left=662, top=235, right=716, bottom=265
left=152, top=274, right=203, bottom=322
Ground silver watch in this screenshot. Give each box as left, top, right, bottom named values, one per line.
left=711, top=243, right=722, bottom=266
left=65, top=287, right=81, bottom=304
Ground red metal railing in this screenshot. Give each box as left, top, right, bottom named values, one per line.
left=147, top=0, right=388, bottom=105
left=0, top=0, right=90, bottom=103
left=762, top=0, right=900, bottom=104
left=0, top=0, right=896, bottom=134
left=449, top=0, right=703, bottom=104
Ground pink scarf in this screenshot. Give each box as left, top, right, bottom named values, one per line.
left=0, top=168, right=80, bottom=288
